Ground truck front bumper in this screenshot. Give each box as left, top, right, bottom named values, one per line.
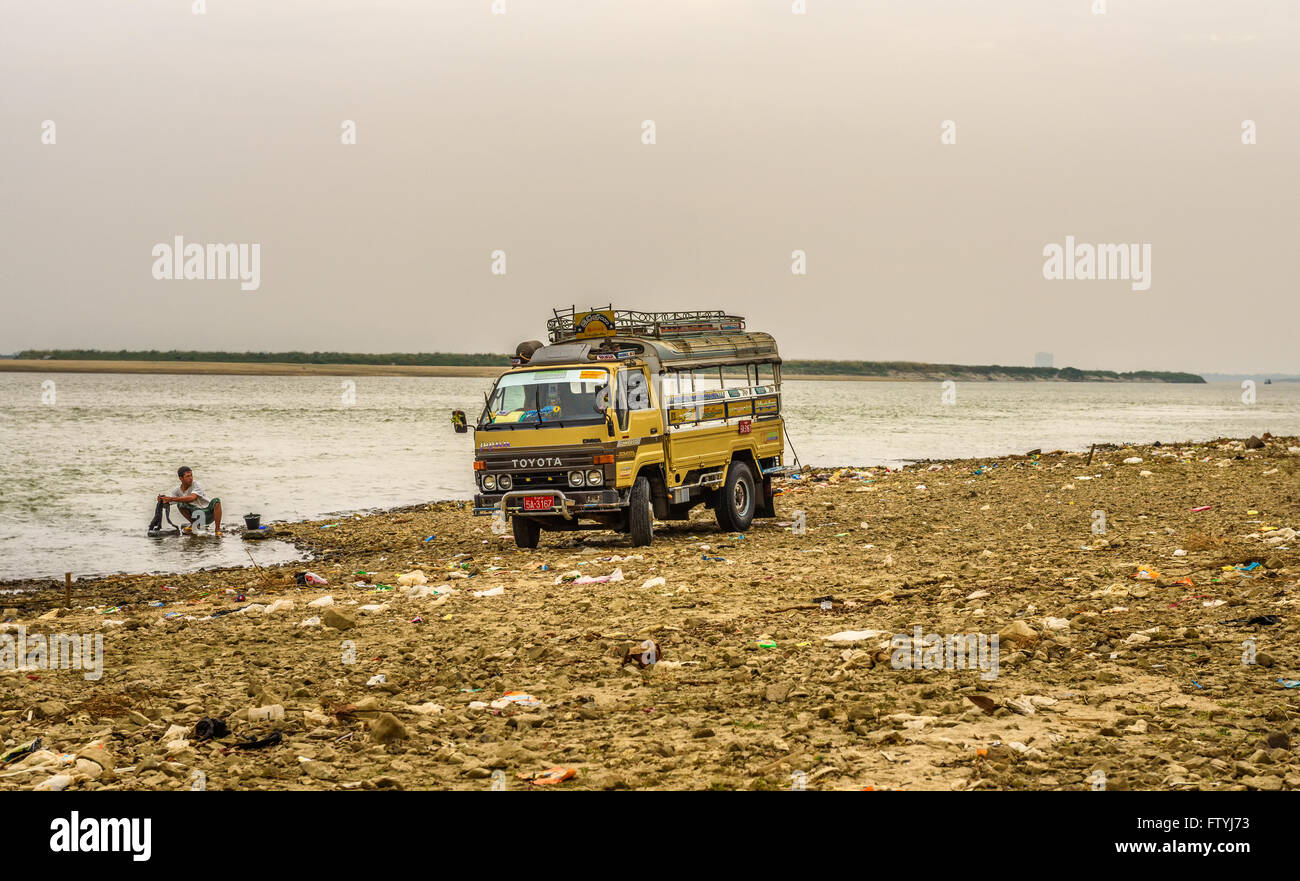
left=474, top=488, right=625, bottom=519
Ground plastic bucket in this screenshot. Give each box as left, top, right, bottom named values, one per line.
left=243, top=513, right=261, bottom=530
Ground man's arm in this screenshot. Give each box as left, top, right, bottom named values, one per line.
left=159, top=492, right=199, bottom=503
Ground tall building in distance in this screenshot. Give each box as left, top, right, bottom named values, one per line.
left=1034, top=352, right=1054, bottom=368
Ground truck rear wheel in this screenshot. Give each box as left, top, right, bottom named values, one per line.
left=715, top=461, right=756, bottom=533
left=512, top=516, right=541, bottom=549
left=629, top=475, right=654, bottom=546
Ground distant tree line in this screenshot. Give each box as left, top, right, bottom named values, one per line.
left=16, top=350, right=1206, bottom=382
left=781, top=359, right=1205, bottom=383
left=17, top=349, right=511, bottom=367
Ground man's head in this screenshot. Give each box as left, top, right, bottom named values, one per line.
left=177, top=466, right=193, bottom=487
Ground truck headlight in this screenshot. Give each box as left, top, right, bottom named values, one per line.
left=482, top=474, right=497, bottom=491
left=586, top=469, right=603, bottom=486
left=568, top=470, right=584, bottom=487
left=498, top=474, right=512, bottom=491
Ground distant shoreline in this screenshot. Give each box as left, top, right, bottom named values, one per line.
left=0, top=359, right=503, bottom=378
left=0, top=359, right=1209, bottom=383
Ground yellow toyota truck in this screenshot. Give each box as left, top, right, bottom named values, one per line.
left=473, top=307, right=792, bottom=548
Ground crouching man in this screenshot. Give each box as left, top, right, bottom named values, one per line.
left=158, top=465, right=223, bottom=536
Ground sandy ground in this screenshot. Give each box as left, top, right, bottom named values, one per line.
left=3, top=435, right=1299, bottom=791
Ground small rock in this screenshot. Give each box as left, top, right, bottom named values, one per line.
left=303, top=761, right=337, bottom=781
left=997, top=620, right=1038, bottom=647
left=369, top=713, right=408, bottom=743
left=322, top=608, right=356, bottom=631
left=765, top=683, right=792, bottom=703
left=35, top=700, right=68, bottom=719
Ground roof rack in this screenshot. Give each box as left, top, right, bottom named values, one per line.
left=547, top=306, right=746, bottom=343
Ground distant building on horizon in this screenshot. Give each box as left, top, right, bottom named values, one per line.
left=1034, top=352, right=1054, bottom=368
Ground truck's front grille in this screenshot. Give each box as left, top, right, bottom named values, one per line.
left=506, top=470, right=569, bottom=488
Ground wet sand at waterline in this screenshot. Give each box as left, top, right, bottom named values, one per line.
left=3, top=436, right=1299, bottom=790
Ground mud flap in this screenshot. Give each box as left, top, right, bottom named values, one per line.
left=756, top=475, right=776, bottom=518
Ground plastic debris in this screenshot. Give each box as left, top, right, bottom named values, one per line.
left=520, top=766, right=576, bottom=785
left=824, top=630, right=887, bottom=642
left=490, top=692, right=543, bottom=710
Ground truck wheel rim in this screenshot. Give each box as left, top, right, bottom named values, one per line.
left=734, top=480, right=749, bottom=516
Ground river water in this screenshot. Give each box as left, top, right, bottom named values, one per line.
left=1, top=372, right=1296, bottom=580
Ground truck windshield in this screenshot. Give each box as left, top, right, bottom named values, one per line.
left=479, top=367, right=611, bottom=429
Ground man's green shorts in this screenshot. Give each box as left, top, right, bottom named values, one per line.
left=179, top=498, right=221, bottom=521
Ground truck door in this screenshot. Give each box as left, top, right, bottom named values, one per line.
left=614, top=367, right=663, bottom=478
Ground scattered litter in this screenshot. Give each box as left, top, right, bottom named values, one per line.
left=824, top=630, right=886, bottom=642
left=624, top=640, right=662, bottom=668
left=248, top=704, right=284, bottom=722
left=194, top=718, right=230, bottom=741
left=490, top=692, right=543, bottom=710
left=1221, top=614, right=1281, bottom=627
left=571, top=568, right=625, bottom=584
left=520, top=766, right=576, bottom=785
left=1, top=739, right=40, bottom=765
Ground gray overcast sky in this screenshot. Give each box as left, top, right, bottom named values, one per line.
left=1, top=1, right=1295, bottom=373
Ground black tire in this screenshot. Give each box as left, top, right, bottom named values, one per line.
left=628, top=475, right=654, bottom=546
left=512, top=516, right=541, bottom=549
left=715, top=461, right=756, bottom=533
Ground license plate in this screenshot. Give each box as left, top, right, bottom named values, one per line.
left=738, top=420, right=752, bottom=435
left=523, top=496, right=554, bottom=511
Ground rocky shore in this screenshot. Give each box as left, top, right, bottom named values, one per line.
left=3, top=435, right=1298, bottom=790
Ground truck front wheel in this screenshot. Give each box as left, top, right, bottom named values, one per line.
left=629, top=475, right=654, bottom=546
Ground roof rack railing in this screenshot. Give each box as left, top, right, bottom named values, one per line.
left=547, top=306, right=747, bottom=343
